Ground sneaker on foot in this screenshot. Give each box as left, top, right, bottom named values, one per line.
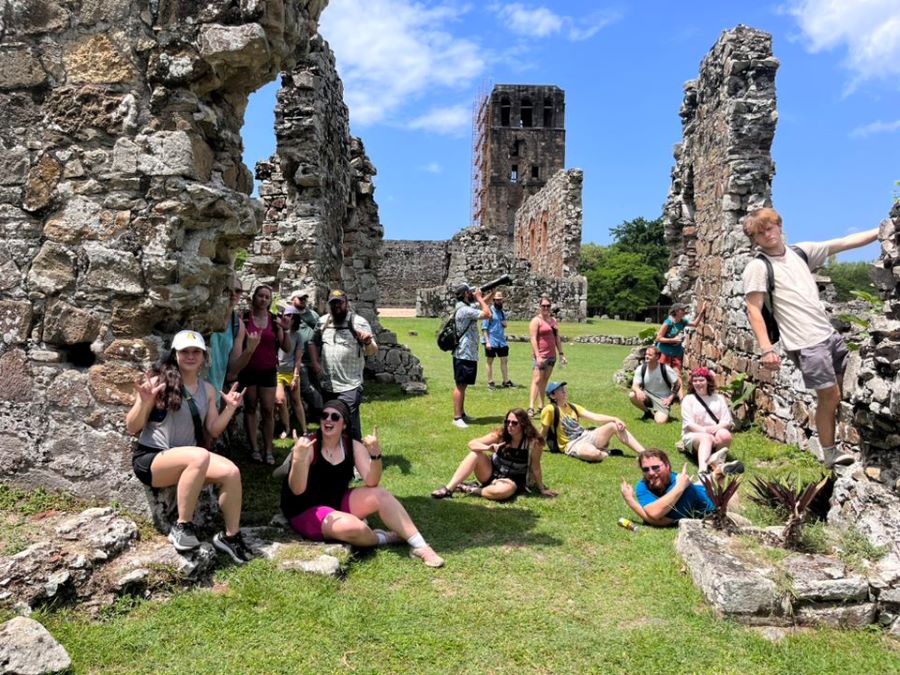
left=502, top=380, right=514, bottom=388
left=640, top=409, right=653, bottom=421
left=488, top=381, right=496, bottom=390
left=373, top=528, right=404, bottom=545
left=410, top=545, right=445, bottom=568
left=213, top=531, right=253, bottom=564
left=722, top=460, right=745, bottom=475
left=708, top=447, right=729, bottom=467
left=462, top=414, right=476, bottom=424
left=452, top=417, right=469, bottom=429
left=822, top=447, right=854, bottom=469
left=168, top=521, right=201, bottom=552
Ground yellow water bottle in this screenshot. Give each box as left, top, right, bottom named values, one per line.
left=618, top=517, right=639, bottom=532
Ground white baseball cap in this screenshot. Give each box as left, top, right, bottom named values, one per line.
left=171, top=330, right=207, bottom=352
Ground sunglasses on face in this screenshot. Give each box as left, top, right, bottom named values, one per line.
left=320, top=411, right=343, bottom=422
left=233, top=288, right=244, bottom=294
left=641, top=464, right=664, bottom=474
left=505, top=419, right=520, bottom=426
left=540, top=304, right=551, bottom=308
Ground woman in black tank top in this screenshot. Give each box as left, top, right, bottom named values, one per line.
left=431, top=408, right=558, bottom=501
left=281, top=399, right=445, bottom=568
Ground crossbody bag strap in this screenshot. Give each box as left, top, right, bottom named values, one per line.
left=182, top=386, right=206, bottom=446
left=694, top=394, right=720, bottom=425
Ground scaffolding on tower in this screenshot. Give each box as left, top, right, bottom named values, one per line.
left=470, top=81, right=491, bottom=228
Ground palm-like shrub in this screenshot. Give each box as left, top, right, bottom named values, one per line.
left=749, top=475, right=830, bottom=550
left=699, top=473, right=742, bottom=533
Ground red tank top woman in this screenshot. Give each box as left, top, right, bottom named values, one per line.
left=534, top=317, right=559, bottom=359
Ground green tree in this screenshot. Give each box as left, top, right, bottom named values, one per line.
left=609, top=216, right=668, bottom=275
left=579, top=243, right=608, bottom=274
left=585, top=250, right=660, bottom=318
left=822, top=260, right=874, bottom=302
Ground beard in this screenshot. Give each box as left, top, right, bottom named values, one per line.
left=331, top=306, right=348, bottom=323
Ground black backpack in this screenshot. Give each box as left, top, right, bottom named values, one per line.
left=545, top=402, right=577, bottom=454
left=437, top=307, right=475, bottom=353
left=756, top=246, right=809, bottom=345
left=314, top=311, right=362, bottom=355
left=639, top=362, right=672, bottom=390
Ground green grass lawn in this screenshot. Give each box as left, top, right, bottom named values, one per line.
left=34, top=318, right=898, bottom=673
left=393, top=315, right=651, bottom=340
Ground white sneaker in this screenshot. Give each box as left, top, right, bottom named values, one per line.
left=708, top=447, right=729, bottom=467
left=822, top=446, right=854, bottom=469
left=452, top=418, right=469, bottom=429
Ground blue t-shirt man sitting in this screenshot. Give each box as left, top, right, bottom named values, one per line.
left=620, top=448, right=713, bottom=526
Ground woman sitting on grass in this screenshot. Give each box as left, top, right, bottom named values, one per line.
left=280, top=400, right=445, bottom=568
left=681, top=367, right=738, bottom=476
left=541, top=381, right=646, bottom=461
left=126, top=330, right=252, bottom=563
left=431, top=407, right=557, bottom=501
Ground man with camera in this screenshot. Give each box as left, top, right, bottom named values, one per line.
left=452, top=283, right=492, bottom=428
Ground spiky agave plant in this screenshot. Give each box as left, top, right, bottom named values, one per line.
left=749, top=475, right=830, bottom=549
left=699, top=473, right=742, bottom=533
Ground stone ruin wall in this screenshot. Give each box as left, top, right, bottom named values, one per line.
left=0, top=0, right=327, bottom=517
left=378, top=240, right=450, bottom=307
left=245, top=36, right=422, bottom=384
left=416, top=225, right=587, bottom=323
left=662, top=25, right=900, bottom=551
left=514, top=169, right=582, bottom=277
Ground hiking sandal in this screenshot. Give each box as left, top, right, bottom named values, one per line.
left=431, top=486, right=454, bottom=499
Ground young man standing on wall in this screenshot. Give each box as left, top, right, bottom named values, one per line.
left=741, top=207, right=879, bottom=468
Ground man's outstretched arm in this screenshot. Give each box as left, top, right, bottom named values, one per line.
left=824, top=227, right=879, bottom=256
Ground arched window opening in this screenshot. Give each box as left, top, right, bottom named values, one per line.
left=500, top=96, right=511, bottom=126
left=520, top=97, right=533, bottom=128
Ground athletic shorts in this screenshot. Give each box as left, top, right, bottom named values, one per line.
left=287, top=490, right=354, bottom=541
left=658, top=354, right=683, bottom=371
left=786, top=332, right=848, bottom=391
left=453, top=357, right=477, bottom=385
left=532, top=356, right=557, bottom=370
left=239, top=367, right=277, bottom=389
left=484, top=345, right=509, bottom=358
left=565, top=429, right=607, bottom=458
left=643, top=392, right=671, bottom=417
left=132, top=443, right=164, bottom=486
left=276, top=371, right=294, bottom=388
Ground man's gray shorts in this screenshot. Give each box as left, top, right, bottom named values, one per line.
left=644, top=391, right=671, bottom=417
left=786, top=332, right=848, bottom=391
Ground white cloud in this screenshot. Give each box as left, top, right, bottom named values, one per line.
left=785, top=0, right=900, bottom=87
left=420, top=161, right=443, bottom=173
left=849, top=119, right=900, bottom=138
left=490, top=3, right=619, bottom=42
left=320, top=0, right=485, bottom=127
left=408, top=105, right=471, bottom=135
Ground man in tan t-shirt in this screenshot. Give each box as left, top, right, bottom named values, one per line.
left=741, top=207, right=878, bottom=468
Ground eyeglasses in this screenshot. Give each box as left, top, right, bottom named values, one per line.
left=233, top=288, right=244, bottom=294
left=320, top=411, right=343, bottom=422
left=641, top=464, right=664, bottom=474
left=505, top=419, right=520, bottom=426
left=540, top=304, right=551, bottom=308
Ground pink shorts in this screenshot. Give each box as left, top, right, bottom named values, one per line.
left=288, top=490, right=354, bottom=541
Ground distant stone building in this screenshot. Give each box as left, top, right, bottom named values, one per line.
left=379, top=84, right=586, bottom=321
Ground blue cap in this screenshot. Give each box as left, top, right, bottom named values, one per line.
left=546, top=381, right=567, bottom=396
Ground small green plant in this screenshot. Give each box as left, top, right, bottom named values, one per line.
left=749, top=475, right=830, bottom=550
left=699, top=473, right=742, bottom=533
left=837, top=527, right=888, bottom=570
left=723, top=373, right=757, bottom=431
left=638, top=326, right=657, bottom=344
left=234, top=248, right=249, bottom=270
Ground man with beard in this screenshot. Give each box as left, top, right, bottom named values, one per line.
left=481, top=291, right=512, bottom=389
left=308, top=289, right=378, bottom=440
left=619, top=449, right=714, bottom=526
left=451, top=283, right=492, bottom=428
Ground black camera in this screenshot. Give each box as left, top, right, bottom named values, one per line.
left=479, top=274, right=512, bottom=294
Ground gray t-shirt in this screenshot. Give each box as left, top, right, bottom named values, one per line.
left=634, top=363, right=679, bottom=399
left=138, top=380, right=209, bottom=450
left=742, top=242, right=833, bottom=352
left=315, top=312, right=373, bottom=392
left=454, top=302, right=482, bottom=361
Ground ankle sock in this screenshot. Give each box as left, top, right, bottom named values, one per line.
left=375, top=530, right=388, bottom=546
left=407, top=532, right=426, bottom=549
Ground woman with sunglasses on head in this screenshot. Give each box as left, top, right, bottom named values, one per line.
left=280, top=400, right=445, bottom=567
left=240, top=285, right=292, bottom=464
left=431, top=408, right=557, bottom=501
left=681, top=367, right=741, bottom=476
left=126, top=331, right=252, bottom=563
left=528, top=296, right=566, bottom=417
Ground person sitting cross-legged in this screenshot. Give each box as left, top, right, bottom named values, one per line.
left=279, top=400, right=445, bottom=568
left=681, top=367, right=741, bottom=476
left=629, top=345, right=681, bottom=424
left=431, top=407, right=557, bottom=501
left=620, top=448, right=730, bottom=527
left=540, top=381, right=646, bottom=462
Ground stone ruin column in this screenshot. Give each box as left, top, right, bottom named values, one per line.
left=251, top=36, right=424, bottom=385
left=0, top=0, right=326, bottom=516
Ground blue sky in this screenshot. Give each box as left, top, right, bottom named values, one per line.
left=242, top=0, right=900, bottom=262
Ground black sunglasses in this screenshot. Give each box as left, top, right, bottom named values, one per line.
left=505, top=419, right=520, bottom=426
left=320, top=411, right=343, bottom=422
left=540, top=304, right=551, bottom=308
left=641, top=464, right=664, bottom=474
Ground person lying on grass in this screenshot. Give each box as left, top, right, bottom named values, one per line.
left=431, top=407, right=558, bottom=501
left=619, top=448, right=741, bottom=527
left=278, top=399, right=445, bottom=567
left=540, top=381, right=646, bottom=462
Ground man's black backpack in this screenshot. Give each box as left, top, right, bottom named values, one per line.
left=756, top=245, right=809, bottom=345
left=436, top=307, right=475, bottom=353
